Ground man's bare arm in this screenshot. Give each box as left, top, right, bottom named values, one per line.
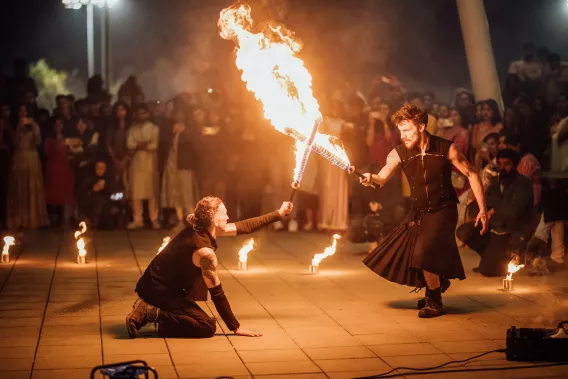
left=448, top=143, right=488, bottom=234
left=368, top=149, right=401, bottom=187
left=197, top=248, right=221, bottom=287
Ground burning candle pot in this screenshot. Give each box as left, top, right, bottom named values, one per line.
left=2, top=236, right=15, bottom=263
left=237, top=238, right=255, bottom=271
left=503, top=257, right=525, bottom=291
left=157, top=237, right=171, bottom=254
left=75, top=221, right=88, bottom=264
left=309, top=234, right=340, bottom=274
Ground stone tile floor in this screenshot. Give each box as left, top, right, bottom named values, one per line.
left=1, top=229, right=567, bottom=379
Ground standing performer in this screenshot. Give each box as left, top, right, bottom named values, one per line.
left=126, top=196, right=293, bottom=338
left=360, top=104, right=487, bottom=318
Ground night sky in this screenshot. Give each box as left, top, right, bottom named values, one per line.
left=1, top=0, right=567, bottom=103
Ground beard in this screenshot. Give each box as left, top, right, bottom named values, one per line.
left=402, top=137, right=419, bottom=149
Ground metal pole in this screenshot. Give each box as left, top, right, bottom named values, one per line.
left=456, top=0, right=503, bottom=112
left=101, top=5, right=106, bottom=83
left=87, top=2, right=95, bottom=77
left=105, top=5, right=111, bottom=89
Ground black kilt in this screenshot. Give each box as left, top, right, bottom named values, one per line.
left=363, top=204, right=465, bottom=288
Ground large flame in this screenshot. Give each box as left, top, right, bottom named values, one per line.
left=157, top=237, right=171, bottom=255
left=2, top=236, right=15, bottom=255
left=506, top=258, right=525, bottom=280
left=219, top=4, right=348, bottom=179
left=312, top=234, right=341, bottom=267
left=238, top=238, right=255, bottom=263
left=77, top=237, right=87, bottom=257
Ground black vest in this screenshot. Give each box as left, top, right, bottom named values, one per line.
left=136, top=226, right=217, bottom=302
left=395, top=133, right=457, bottom=211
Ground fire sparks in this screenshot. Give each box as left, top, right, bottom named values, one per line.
left=218, top=4, right=350, bottom=180
left=157, top=237, right=171, bottom=254
left=506, top=258, right=525, bottom=281
left=238, top=238, right=255, bottom=263
left=311, top=234, right=341, bottom=268
left=2, top=236, right=15, bottom=263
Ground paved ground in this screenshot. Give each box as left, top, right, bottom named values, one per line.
left=1, top=228, right=568, bottom=379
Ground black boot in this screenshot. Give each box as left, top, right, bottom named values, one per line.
left=418, top=288, right=443, bottom=318
left=125, top=298, right=160, bottom=339
left=417, top=278, right=450, bottom=309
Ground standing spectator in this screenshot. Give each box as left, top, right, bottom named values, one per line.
left=107, top=101, right=131, bottom=194
left=7, top=59, right=38, bottom=110
left=127, top=103, right=160, bottom=229
left=0, top=103, right=13, bottom=229
left=68, top=118, right=99, bottom=220
left=118, top=76, right=144, bottom=106
left=6, top=104, right=48, bottom=229
left=472, top=100, right=503, bottom=164
left=452, top=88, right=476, bottom=127
left=161, top=109, right=199, bottom=227
left=508, top=42, right=544, bottom=96
left=318, top=99, right=349, bottom=232
left=544, top=53, right=568, bottom=107
left=44, top=117, right=75, bottom=228
left=517, top=153, right=542, bottom=207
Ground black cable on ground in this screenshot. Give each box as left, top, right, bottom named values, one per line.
left=352, top=348, right=568, bottom=379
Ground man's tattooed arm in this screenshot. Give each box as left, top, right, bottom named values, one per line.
left=198, top=248, right=221, bottom=288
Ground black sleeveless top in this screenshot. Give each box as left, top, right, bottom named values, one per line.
left=136, top=226, right=217, bottom=302
left=395, top=133, right=457, bottom=212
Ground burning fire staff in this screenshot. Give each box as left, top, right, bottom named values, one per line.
left=360, top=104, right=488, bottom=318
left=126, top=197, right=293, bottom=338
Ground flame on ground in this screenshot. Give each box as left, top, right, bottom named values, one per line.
left=312, top=234, right=341, bottom=267
left=238, top=238, right=255, bottom=263
left=219, top=4, right=349, bottom=179
left=2, top=236, right=15, bottom=255
left=157, top=237, right=171, bottom=254
left=75, top=221, right=88, bottom=239
left=77, top=237, right=87, bottom=257
left=506, top=257, right=525, bottom=280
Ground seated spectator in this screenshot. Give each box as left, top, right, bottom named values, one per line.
left=472, top=100, right=503, bottom=166
left=457, top=149, right=535, bottom=277
left=79, top=160, right=124, bottom=229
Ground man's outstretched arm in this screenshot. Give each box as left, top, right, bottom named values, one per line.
left=448, top=143, right=488, bottom=234
left=216, top=202, right=293, bottom=237
left=360, top=149, right=401, bottom=187
left=198, top=248, right=262, bottom=337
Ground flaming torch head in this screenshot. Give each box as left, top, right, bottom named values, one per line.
left=157, top=237, right=171, bottom=254
left=238, top=238, right=255, bottom=263
left=311, top=234, right=341, bottom=267
left=219, top=4, right=326, bottom=181
left=79, top=221, right=87, bottom=234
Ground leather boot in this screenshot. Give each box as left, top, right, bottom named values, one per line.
left=417, top=277, right=450, bottom=309
left=125, top=298, right=160, bottom=339
left=418, top=288, right=444, bottom=318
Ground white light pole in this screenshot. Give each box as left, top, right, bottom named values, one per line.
left=62, top=0, right=117, bottom=82
left=456, top=0, right=503, bottom=112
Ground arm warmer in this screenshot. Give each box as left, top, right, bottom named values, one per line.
left=208, top=283, right=240, bottom=331
left=234, top=210, right=282, bottom=235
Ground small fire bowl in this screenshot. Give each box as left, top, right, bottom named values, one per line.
left=309, top=265, right=319, bottom=274
left=502, top=278, right=514, bottom=291
left=1, top=254, right=9, bottom=264
left=77, top=255, right=86, bottom=264
left=238, top=261, right=248, bottom=271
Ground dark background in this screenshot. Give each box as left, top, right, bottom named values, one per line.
left=2, top=0, right=567, bottom=103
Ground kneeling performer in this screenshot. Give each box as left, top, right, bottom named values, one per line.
left=126, top=196, right=293, bottom=338
left=360, top=104, right=487, bottom=318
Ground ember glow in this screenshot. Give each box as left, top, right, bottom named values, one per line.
left=2, top=236, right=15, bottom=256
left=506, top=258, right=525, bottom=280
left=238, top=238, right=255, bottom=263
left=312, top=234, right=341, bottom=267
left=157, top=237, right=171, bottom=254
left=218, top=4, right=350, bottom=180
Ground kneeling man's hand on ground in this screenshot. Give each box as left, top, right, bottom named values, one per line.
left=234, top=327, right=263, bottom=337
